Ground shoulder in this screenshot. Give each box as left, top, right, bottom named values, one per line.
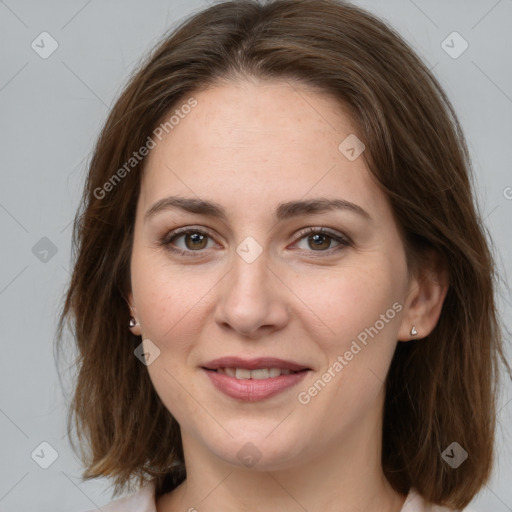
left=401, top=487, right=476, bottom=512
left=79, top=480, right=156, bottom=512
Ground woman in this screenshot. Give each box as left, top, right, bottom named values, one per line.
left=57, top=0, right=511, bottom=511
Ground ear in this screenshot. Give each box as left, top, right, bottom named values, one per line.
left=397, top=250, right=449, bottom=342
left=126, top=290, right=142, bottom=337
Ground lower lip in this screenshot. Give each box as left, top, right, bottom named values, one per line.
left=203, top=369, right=309, bottom=402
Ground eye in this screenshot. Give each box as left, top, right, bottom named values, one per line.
left=160, top=226, right=351, bottom=258
left=293, top=227, right=351, bottom=254
left=160, top=227, right=217, bottom=257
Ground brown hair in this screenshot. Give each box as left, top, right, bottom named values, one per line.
left=56, top=0, right=511, bottom=508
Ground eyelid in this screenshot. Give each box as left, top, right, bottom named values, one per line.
left=292, top=226, right=352, bottom=246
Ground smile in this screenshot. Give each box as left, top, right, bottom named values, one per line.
left=213, top=367, right=300, bottom=379
left=201, top=357, right=311, bottom=401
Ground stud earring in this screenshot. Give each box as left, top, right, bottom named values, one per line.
left=129, top=317, right=138, bottom=328
left=410, top=325, right=418, bottom=336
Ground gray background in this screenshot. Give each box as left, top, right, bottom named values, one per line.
left=0, top=0, right=511, bottom=510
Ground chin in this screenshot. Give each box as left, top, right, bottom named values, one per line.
left=201, top=427, right=309, bottom=472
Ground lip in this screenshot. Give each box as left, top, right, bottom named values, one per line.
left=201, top=357, right=311, bottom=402
left=202, top=356, right=310, bottom=372
left=203, top=369, right=309, bottom=401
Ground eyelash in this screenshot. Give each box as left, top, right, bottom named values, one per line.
left=159, top=226, right=352, bottom=258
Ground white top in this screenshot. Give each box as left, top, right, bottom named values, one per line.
left=82, top=480, right=469, bottom=511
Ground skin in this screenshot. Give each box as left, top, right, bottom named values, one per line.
left=127, top=78, right=448, bottom=512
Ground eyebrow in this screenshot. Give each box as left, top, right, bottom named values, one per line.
left=144, top=196, right=371, bottom=222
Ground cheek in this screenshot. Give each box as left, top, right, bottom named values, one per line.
left=131, top=248, right=217, bottom=344
left=292, top=260, right=403, bottom=350
left=133, top=266, right=213, bottom=422
left=131, top=259, right=219, bottom=417
left=293, top=265, right=403, bottom=423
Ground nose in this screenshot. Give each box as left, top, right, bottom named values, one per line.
left=214, top=250, right=290, bottom=339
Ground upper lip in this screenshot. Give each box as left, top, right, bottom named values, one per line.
left=202, top=357, right=310, bottom=371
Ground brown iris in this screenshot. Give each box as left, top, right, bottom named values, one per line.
left=308, top=233, right=331, bottom=250
left=185, top=232, right=208, bottom=250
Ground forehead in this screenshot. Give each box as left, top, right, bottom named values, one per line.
left=139, top=79, right=386, bottom=218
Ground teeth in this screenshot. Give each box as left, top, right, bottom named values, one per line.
left=224, top=367, right=237, bottom=378
left=235, top=368, right=252, bottom=379
left=268, top=368, right=281, bottom=378
left=216, top=368, right=298, bottom=379
left=251, top=368, right=269, bottom=379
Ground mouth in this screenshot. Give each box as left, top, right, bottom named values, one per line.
left=204, top=367, right=305, bottom=379
left=203, top=356, right=310, bottom=372
left=201, top=357, right=311, bottom=401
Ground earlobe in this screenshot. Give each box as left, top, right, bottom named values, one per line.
left=129, top=316, right=142, bottom=336
left=398, top=252, right=449, bottom=342
left=126, top=292, right=142, bottom=336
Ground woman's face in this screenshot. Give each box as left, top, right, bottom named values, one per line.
left=128, top=79, right=416, bottom=471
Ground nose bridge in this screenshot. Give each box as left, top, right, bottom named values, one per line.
left=228, top=232, right=272, bottom=294
left=214, top=241, right=288, bottom=337
left=232, top=246, right=269, bottom=295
